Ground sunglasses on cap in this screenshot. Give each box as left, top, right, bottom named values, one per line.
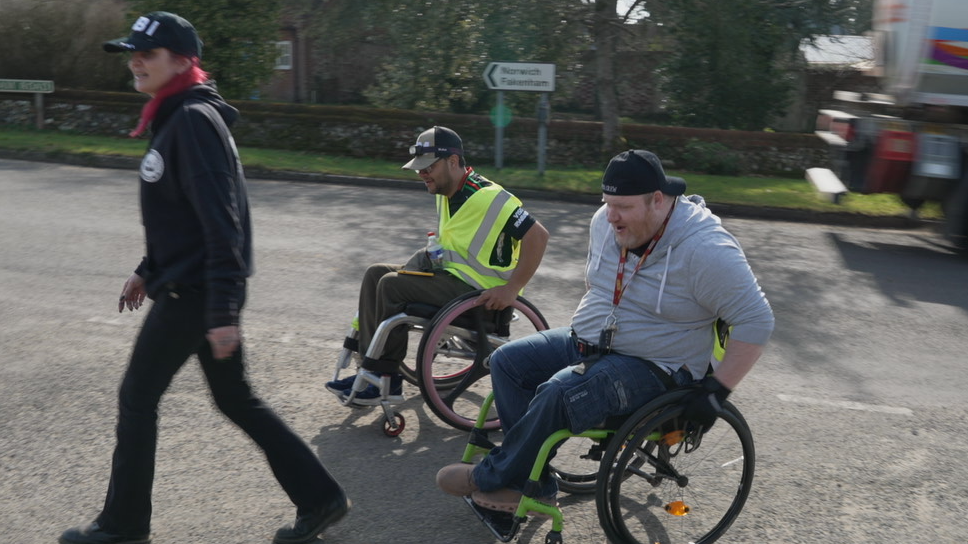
left=409, top=144, right=463, bottom=156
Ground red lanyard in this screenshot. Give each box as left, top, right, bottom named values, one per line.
left=612, top=199, right=676, bottom=307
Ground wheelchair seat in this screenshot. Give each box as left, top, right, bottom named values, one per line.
left=400, top=301, right=440, bottom=320
left=403, top=300, right=513, bottom=337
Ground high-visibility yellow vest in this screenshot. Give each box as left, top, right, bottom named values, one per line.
left=712, top=318, right=730, bottom=365
left=436, top=183, right=522, bottom=290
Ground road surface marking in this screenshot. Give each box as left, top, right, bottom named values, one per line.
left=85, top=316, right=125, bottom=326
left=777, top=394, right=913, bottom=416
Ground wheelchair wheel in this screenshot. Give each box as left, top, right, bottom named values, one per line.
left=596, top=391, right=755, bottom=544
left=416, top=291, right=548, bottom=432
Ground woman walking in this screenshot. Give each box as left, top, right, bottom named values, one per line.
left=60, top=12, right=348, bottom=544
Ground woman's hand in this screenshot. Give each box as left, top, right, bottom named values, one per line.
left=118, top=273, right=147, bottom=313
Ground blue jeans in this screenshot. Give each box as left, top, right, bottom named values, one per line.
left=472, top=327, right=693, bottom=497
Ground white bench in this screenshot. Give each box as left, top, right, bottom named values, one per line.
left=806, top=167, right=849, bottom=204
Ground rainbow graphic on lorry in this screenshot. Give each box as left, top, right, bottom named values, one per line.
left=928, top=27, right=968, bottom=72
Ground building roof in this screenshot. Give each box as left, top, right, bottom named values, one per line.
left=800, top=35, right=874, bottom=69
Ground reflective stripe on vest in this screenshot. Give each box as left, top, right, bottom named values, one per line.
left=436, top=185, right=520, bottom=290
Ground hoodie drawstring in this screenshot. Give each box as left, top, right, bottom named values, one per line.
left=655, top=245, right=672, bottom=314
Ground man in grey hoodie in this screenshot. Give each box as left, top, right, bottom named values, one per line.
left=436, top=149, right=775, bottom=513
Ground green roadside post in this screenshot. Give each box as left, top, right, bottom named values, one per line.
left=489, top=92, right=512, bottom=169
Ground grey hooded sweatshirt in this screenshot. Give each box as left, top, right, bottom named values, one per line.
left=570, top=195, right=774, bottom=379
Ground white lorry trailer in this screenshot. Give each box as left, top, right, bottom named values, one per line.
left=809, top=0, right=968, bottom=249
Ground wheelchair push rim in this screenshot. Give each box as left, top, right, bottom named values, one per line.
left=416, top=290, right=548, bottom=432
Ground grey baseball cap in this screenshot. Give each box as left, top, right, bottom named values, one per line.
left=402, top=126, right=464, bottom=170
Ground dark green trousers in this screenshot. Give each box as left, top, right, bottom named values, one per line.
left=357, top=262, right=474, bottom=373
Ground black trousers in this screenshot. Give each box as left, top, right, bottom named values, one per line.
left=96, top=287, right=340, bottom=534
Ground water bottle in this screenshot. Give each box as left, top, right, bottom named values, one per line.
left=426, top=231, right=444, bottom=270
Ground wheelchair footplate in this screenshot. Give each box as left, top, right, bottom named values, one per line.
left=462, top=496, right=522, bottom=542
left=335, top=392, right=370, bottom=410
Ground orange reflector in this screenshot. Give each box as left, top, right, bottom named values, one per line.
left=661, top=430, right=685, bottom=446
left=665, top=501, right=690, bottom=516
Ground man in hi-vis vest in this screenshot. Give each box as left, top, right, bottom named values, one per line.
left=326, top=126, right=550, bottom=405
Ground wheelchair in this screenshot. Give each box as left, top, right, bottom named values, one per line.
left=330, top=289, right=548, bottom=436
left=458, top=386, right=755, bottom=544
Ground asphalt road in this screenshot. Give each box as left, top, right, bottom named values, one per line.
left=2, top=158, right=967, bottom=544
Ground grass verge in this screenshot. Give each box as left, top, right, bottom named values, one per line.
left=0, top=126, right=941, bottom=219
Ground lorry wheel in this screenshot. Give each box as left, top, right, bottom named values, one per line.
left=943, top=162, right=968, bottom=252
left=845, top=146, right=872, bottom=193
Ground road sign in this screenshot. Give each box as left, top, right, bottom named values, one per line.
left=0, top=79, right=54, bottom=93
left=483, top=62, right=555, bottom=92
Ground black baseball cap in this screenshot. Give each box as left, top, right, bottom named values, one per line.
left=602, top=150, right=686, bottom=196
left=103, top=12, right=202, bottom=59
left=402, top=126, right=464, bottom=170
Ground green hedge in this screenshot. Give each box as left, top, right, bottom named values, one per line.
left=1, top=88, right=827, bottom=176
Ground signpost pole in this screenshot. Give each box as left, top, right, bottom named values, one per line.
left=495, top=91, right=504, bottom=170
left=34, top=93, right=44, bottom=130
left=537, top=92, right=549, bottom=176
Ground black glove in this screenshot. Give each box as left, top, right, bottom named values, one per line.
left=681, top=376, right=731, bottom=430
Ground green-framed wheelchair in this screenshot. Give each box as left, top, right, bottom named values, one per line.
left=455, top=319, right=753, bottom=544
left=458, top=387, right=755, bottom=544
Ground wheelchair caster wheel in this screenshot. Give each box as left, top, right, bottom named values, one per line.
left=383, top=411, right=405, bottom=437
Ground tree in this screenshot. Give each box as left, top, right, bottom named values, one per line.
left=128, top=0, right=281, bottom=99
left=295, top=0, right=678, bottom=158
left=816, top=0, right=874, bottom=34
left=361, top=1, right=490, bottom=113
left=367, top=1, right=588, bottom=115
left=0, top=0, right=130, bottom=90
left=297, top=0, right=588, bottom=114
left=590, top=0, right=673, bottom=156
left=660, top=0, right=794, bottom=130
left=593, top=0, right=623, bottom=155
left=659, top=0, right=873, bottom=130
left=300, top=0, right=645, bottom=157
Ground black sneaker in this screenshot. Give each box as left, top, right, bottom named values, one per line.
left=273, top=493, right=351, bottom=544
left=346, top=374, right=404, bottom=406
left=59, top=522, right=150, bottom=544
left=325, top=374, right=357, bottom=395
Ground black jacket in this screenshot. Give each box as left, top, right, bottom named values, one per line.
left=133, top=84, right=252, bottom=329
